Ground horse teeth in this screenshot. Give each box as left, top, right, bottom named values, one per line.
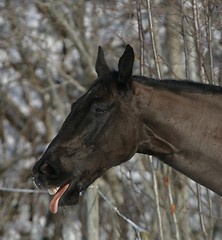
left=48, top=187, right=59, bottom=195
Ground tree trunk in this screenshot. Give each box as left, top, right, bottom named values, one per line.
left=87, top=181, right=99, bottom=240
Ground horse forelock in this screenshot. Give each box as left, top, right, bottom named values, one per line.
left=89, top=70, right=124, bottom=96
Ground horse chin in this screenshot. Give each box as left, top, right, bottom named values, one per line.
left=58, top=180, right=81, bottom=207
left=59, top=192, right=80, bottom=206
left=59, top=175, right=100, bottom=207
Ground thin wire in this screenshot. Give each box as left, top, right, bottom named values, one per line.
left=0, top=185, right=148, bottom=234
left=0, top=187, right=47, bottom=194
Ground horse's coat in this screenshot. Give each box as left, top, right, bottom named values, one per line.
left=33, top=45, right=222, bottom=213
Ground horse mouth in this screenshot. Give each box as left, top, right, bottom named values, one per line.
left=46, top=178, right=90, bottom=214
left=33, top=170, right=103, bottom=213
left=48, top=182, right=72, bottom=214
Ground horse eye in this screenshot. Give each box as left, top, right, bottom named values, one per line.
left=93, top=107, right=105, bottom=114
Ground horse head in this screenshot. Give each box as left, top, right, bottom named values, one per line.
left=33, top=45, right=143, bottom=213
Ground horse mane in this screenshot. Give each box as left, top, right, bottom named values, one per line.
left=134, top=75, right=222, bottom=95
left=91, top=71, right=222, bottom=95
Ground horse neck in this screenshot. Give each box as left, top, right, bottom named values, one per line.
left=132, top=80, right=222, bottom=195
left=133, top=81, right=188, bottom=155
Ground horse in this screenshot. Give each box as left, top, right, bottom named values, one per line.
left=33, top=45, right=222, bottom=214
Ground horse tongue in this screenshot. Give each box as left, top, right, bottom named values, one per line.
left=49, top=183, right=70, bottom=214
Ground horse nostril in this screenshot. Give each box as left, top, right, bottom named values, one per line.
left=40, top=162, right=58, bottom=176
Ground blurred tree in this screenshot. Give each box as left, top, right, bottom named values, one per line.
left=0, top=0, right=222, bottom=239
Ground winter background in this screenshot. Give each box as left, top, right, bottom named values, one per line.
left=0, top=0, right=222, bottom=239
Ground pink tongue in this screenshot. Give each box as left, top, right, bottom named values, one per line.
left=49, top=183, right=70, bottom=214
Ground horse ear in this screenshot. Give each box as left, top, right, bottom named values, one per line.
left=118, top=45, right=134, bottom=88
left=95, top=46, right=111, bottom=78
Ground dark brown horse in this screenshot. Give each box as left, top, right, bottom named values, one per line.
left=33, top=45, right=222, bottom=213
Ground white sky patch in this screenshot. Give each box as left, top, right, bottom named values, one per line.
left=29, top=90, right=42, bottom=109
left=0, top=49, right=8, bottom=67
left=25, top=4, right=41, bottom=29
left=36, top=120, right=46, bottom=136
left=8, top=83, right=30, bottom=116
left=8, top=48, right=22, bottom=64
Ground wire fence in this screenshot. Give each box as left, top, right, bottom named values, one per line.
left=0, top=187, right=46, bottom=193
left=0, top=185, right=145, bottom=234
